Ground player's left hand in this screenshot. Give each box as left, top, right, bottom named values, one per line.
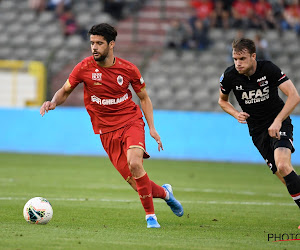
left=150, top=129, right=163, bottom=152
left=268, top=119, right=282, bottom=140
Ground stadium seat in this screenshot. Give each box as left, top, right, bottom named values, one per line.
left=47, top=35, right=64, bottom=50
left=0, top=47, right=13, bottom=60
left=13, top=47, right=32, bottom=61
left=209, top=29, right=223, bottom=41
left=19, top=12, right=36, bottom=25
left=30, top=35, right=47, bottom=49
left=24, top=23, right=41, bottom=37
left=38, top=12, right=54, bottom=24
left=77, top=13, right=92, bottom=29
left=32, top=48, right=51, bottom=62
left=0, top=33, right=9, bottom=47
left=43, top=23, right=62, bottom=37
left=0, top=0, right=15, bottom=10
left=159, top=50, right=178, bottom=63
left=265, top=30, right=279, bottom=41
left=6, top=22, right=23, bottom=36
left=67, top=35, right=84, bottom=49
left=10, top=35, right=29, bottom=49
left=291, top=57, right=300, bottom=68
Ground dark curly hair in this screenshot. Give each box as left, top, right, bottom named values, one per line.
left=88, top=23, right=117, bottom=44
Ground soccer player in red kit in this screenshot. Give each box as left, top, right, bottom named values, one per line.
left=40, top=23, right=183, bottom=228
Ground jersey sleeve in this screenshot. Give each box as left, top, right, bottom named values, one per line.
left=130, top=65, right=146, bottom=93
left=219, top=71, right=232, bottom=95
left=265, top=61, right=289, bottom=86
left=68, top=62, right=84, bottom=88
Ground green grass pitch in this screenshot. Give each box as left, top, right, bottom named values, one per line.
left=1, top=153, right=300, bottom=249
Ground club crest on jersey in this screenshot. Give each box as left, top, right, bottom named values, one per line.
left=140, top=77, right=144, bottom=84
left=257, top=76, right=268, bottom=87
left=117, top=75, right=123, bottom=85
left=92, top=72, right=102, bottom=81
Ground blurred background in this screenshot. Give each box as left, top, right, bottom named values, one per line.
left=1, top=0, right=300, bottom=164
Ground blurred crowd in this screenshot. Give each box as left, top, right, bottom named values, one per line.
left=28, top=0, right=86, bottom=38
left=103, top=0, right=146, bottom=20
left=28, top=0, right=72, bottom=16
left=165, top=0, right=300, bottom=52
left=28, top=0, right=143, bottom=39
left=27, top=0, right=300, bottom=54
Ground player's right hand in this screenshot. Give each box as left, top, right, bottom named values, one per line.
left=40, top=101, right=56, bottom=116
left=236, top=112, right=250, bottom=124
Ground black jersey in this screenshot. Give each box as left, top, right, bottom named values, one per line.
left=220, top=60, right=290, bottom=136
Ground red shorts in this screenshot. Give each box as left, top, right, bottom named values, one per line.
left=100, top=118, right=150, bottom=181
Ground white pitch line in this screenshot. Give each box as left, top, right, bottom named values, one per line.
left=182, top=200, right=295, bottom=206
left=78, top=184, right=282, bottom=197
left=0, top=178, right=287, bottom=197
left=179, top=187, right=286, bottom=198
left=0, top=197, right=294, bottom=206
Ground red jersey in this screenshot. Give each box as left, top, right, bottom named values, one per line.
left=254, top=1, right=271, bottom=18
left=232, top=0, right=253, bottom=16
left=190, top=0, right=214, bottom=20
left=68, top=56, right=146, bottom=134
left=285, top=5, right=300, bottom=18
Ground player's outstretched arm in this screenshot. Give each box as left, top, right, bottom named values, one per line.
left=136, top=88, right=163, bottom=151
left=268, top=80, right=300, bottom=139
left=218, top=90, right=250, bottom=124
left=40, top=80, right=74, bottom=116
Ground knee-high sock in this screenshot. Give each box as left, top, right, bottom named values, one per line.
left=283, top=170, right=300, bottom=208
left=150, top=180, right=167, bottom=199
left=135, top=173, right=155, bottom=214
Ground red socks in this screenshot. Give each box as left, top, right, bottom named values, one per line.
left=150, top=180, right=167, bottom=199
left=135, top=173, right=154, bottom=214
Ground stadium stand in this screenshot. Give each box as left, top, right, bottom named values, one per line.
left=0, top=0, right=299, bottom=113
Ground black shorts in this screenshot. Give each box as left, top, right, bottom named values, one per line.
left=251, top=119, right=295, bottom=174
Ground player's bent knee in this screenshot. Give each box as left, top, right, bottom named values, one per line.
left=128, top=159, right=143, bottom=175
left=276, top=161, right=293, bottom=176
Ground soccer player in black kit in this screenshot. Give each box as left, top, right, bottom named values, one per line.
left=219, top=38, right=300, bottom=208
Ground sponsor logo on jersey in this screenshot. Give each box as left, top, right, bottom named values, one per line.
left=93, top=82, right=102, bottom=86
left=257, top=76, right=268, bottom=87
left=91, top=93, right=128, bottom=105
left=241, top=86, right=269, bottom=104
left=92, top=73, right=102, bottom=81
left=236, top=85, right=244, bottom=90
left=219, top=73, right=224, bottom=83
left=279, top=131, right=287, bottom=136
left=117, top=75, right=123, bottom=85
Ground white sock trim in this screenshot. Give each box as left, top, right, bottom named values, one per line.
left=145, top=214, right=157, bottom=220
left=164, top=189, right=170, bottom=200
